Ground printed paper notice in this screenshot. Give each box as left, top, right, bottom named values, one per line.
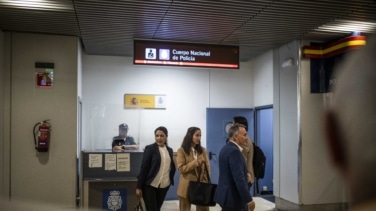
left=105, top=154, right=117, bottom=170
left=117, top=153, right=130, bottom=172
left=89, top=154, right=102, bottom=168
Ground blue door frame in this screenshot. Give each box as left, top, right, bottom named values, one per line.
left=254, top=105, right=273, bottom=195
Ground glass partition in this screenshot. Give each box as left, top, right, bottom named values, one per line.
left=82, top=103, right=148, bottom=152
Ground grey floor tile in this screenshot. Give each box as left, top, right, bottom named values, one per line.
left=161, top=197, right=276, bottom=211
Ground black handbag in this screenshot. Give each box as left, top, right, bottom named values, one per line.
left=188, top=162, right=217, bottom=206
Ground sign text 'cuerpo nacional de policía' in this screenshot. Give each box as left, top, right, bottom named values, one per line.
left=133, top=40, right=239, bottom=69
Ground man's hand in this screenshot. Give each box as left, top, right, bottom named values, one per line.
left=248, top=200, right=255, bottom=211
left=122, top=145, right=139, bottom=150
left=113, top=145, right=123, bottom=151
left=247, top=173, right=253, bottom=183
left=197, top=157, right=204, bottom=165
left=136, top=188, right=142, bottom=198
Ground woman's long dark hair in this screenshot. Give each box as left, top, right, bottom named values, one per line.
left=181, top=127, right=203, bottom=154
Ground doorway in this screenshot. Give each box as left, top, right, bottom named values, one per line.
left=254, top=106, right=273, bottom=197
left=206, top=108, right=254, bottom=184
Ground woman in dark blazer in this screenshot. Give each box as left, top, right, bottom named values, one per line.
left=136, top=126, right=176, bottom=211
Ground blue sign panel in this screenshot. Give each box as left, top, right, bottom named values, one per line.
left=102, top=189, right=127, bottom=211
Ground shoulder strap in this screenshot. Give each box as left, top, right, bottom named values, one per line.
left=202, top=162, right=211, bottom=184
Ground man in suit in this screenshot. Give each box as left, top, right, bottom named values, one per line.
left=214, top=123, right=255, bottom=211
left=233, top=116, right=255, bottom=186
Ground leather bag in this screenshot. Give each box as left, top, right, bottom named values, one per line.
left=134, top=197, right=146, bottom=211
left=188, top=162, right=217, bottom=206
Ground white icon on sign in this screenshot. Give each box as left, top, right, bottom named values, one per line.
left=159, top=49, right=170, bottom=60
left=145, top=48, right=156, bottom=59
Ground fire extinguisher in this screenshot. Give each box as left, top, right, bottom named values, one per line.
left=33, top=120, right=51, bottom=152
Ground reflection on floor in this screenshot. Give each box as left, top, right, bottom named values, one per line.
left=161, top=197, right=276, bottom=211
left=259, top=194, right=275, bottom=203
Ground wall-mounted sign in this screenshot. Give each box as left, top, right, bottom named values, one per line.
left=302, top=35, right=366, bottom=93
left=303, top=35, right=366, bottom=59
left=124, top=94, right=166, bottom=109
left=102, top=189, right=126, bottom=211
left=35, top=62, right=54, bottom=88
left=134, top=40, right=239, bottom=69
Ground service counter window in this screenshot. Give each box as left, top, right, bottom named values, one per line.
left=81, top=103, right=155, bottom=152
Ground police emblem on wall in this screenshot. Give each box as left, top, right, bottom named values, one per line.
left=103, top=189, right=127, bottom=211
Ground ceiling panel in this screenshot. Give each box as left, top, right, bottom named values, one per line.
left=0, top=0, right=375, bottom=61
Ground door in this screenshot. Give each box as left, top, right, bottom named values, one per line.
left=206, top=108, right=254, bottom=184
left=255, top=106, right=273, bottom=195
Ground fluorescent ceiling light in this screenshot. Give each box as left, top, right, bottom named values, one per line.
left=0, top=0, right=73, bottom=11
left=316, top=20, right=376, bottom=33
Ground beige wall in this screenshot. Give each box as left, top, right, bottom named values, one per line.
left=2, top=32, right=78, bottom=207
left=0, top=29, right=5, bottom=198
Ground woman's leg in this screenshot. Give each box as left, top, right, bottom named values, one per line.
left=143, top=185, right=158, bottom=211
left=155, top=186, right=169, bottom=210
left=179, top=196, right=191, bottom=211
left=196, top=205, right=209, bottom=211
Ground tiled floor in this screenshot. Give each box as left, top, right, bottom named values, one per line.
left=161, top=197, right=276, bottom=211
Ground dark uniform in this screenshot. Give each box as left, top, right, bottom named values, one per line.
left=112, top=136, right=136, bottom=148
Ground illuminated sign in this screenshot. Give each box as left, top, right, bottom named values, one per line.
left=134, top=40, right=239, bottom=69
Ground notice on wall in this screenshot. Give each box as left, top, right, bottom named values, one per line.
left=117, top=153, right=130, bottom=172
left=105, top=154, right=117, bottom=170
left=124, top=94, right=166, bottom=109
left=35, top=68, right=54, bottom=88
left=35, top=62, right=54, bottom=88
left=89, top=154, right=102, bottom=168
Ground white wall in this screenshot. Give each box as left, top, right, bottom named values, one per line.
left=82, top=55, right=253, bottom=151
left=252, top=50, right=273, bottom=107
left=77, top=39, right=83, bottom=157
left=209, top=61, right=254, bottom=108
left=77, top=39, right=83, bottom=98
left=274, top=40, right=300, bottom=204
left=3, top=32, right=78, bottom=207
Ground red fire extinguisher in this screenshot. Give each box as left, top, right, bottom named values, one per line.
left=33, top=120, right=51, bottom=152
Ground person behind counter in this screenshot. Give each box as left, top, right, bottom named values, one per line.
left=176, top=127, right=210, bottom=211
left=136, top=126, right=176, bottom=211
left=112, top=123, right=139, bottom=151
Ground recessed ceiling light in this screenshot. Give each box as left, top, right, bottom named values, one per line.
left=0, top=0, right=73, bottom=11
left=316, top=20, right=376, bottom=33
